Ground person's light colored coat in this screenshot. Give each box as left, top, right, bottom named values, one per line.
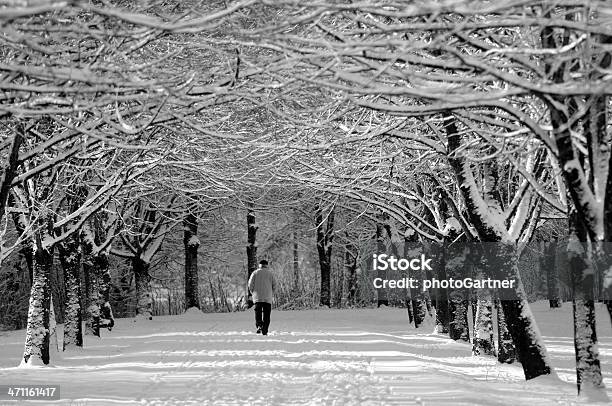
left=248, top=266, right=276, bottom=304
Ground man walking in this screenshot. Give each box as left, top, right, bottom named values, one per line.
left=247, top=259, right=276, bottom=335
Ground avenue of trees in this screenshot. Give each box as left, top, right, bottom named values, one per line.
left=0, top=0, right=611, bottom=401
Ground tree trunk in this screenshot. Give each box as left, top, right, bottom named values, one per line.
left=58, top=238, right=82, bottom=350
left=184, top=213, right=200, bottom=310
left=10, top=206, right=34, bottom=287
left=496, top=298, right=516, bottom=364
left=133, top=256, right=153, bottom=320
left=376, top=223, right=388, bottom=307
left=22, top=241, right=53, bottom=366
left=448, top=244, right=469, bottom=341
left=472, top=293, right=495, bottom=356
left=293, top=229, right=300, bottom=294
left=541, top=240, right=561, bottom=308
left=315, top=204, right=334, bottom=307
left=83, top=256, right=100, bottom=336
left=568, top=211, right=606, bottom=399
left=246, top=206, right=257, bottom=306
left=404, top=234, right=427, bottom=328
left=345, top=243, right=358, bottom=306
left=492, top=243, right=552, bottom=380
left=449, top=291, right=469, bottom=342
left=0, top=126, right=23, bottom=227
left=432, top=242, right=450, bottom=333
left=97, top=252, right=114, bottom=330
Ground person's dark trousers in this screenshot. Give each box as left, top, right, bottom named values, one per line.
left=254, top=302, right=272, bottom=335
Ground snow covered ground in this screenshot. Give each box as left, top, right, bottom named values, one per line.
left=0, top=302, right=611, bottom=405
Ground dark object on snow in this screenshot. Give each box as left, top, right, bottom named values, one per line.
left=254, top=302, right=272, bottom=335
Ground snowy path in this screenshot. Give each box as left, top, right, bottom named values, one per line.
left=0, top=303, right=611, bottom=405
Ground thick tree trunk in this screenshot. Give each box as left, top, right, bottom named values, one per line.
left=568, top=211, right=606, bottom=399
left=184, top=213, right=200, bottom=310
left=472, top=294, right=495, bottom=356
left=133, top=256, right=153, bottom=320
left=492, top=244, right=552, bottom=380
left=449, top=292, right=469, bottom=342
left=496, top=298, right=516, bottom=364
left=58, top=238, right=82, bottom=350
left=22, top=241, right=53, bottom=366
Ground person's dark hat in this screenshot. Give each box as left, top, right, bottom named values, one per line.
left=259, top=259, right=269, bottom=266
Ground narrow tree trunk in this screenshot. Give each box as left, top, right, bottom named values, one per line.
left=405, top=233, right=427, bottom=328
left=58, top=238, right=82, bottom=350
left=184, top=213, right=200, bottom=310
left=10, top=207, right=34, bottom=287
left=83, top=257, right=100, bottom=336
left=293, top=229, right=300, bottom=294
left=345, top=243, right=357, bottom=306
left=433, top=242, right=450, bottom=333
left=375, top=223, right=389, bottom=306
left=246, top=206, right=257, bottom=306
left=541, top=240, right=561, bottom=308
left=22, top=241, right=53, bottom=366
left=0, top=126, right=23, bottom=227
left=315, top=204, right=334, bottom=307
left=133, top=256, right=153, bottom=320
left=97, top=252, right=114, bottom=330
left=447, top=244, right=469, bottom=341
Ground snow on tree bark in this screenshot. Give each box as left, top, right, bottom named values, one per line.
left=444, top=115, right=551, bottom=379
left=97, top=252, right=114, bottom=330
left=133, top=256, right=153, bottom=320
left=184, top=213, right=200, bottom=310
left=58, top=237, right=82, bottom=350
left=22, top=240, right=53, bottom=366
left=472, top=293, right=495, bottom=357
left=82, top=227, right=101, bottom=336
left=447, top=244, right=469, bottom=341
left=494, top=244, right=552, bottom=379
left=568, top=211, right=606, bottom=400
